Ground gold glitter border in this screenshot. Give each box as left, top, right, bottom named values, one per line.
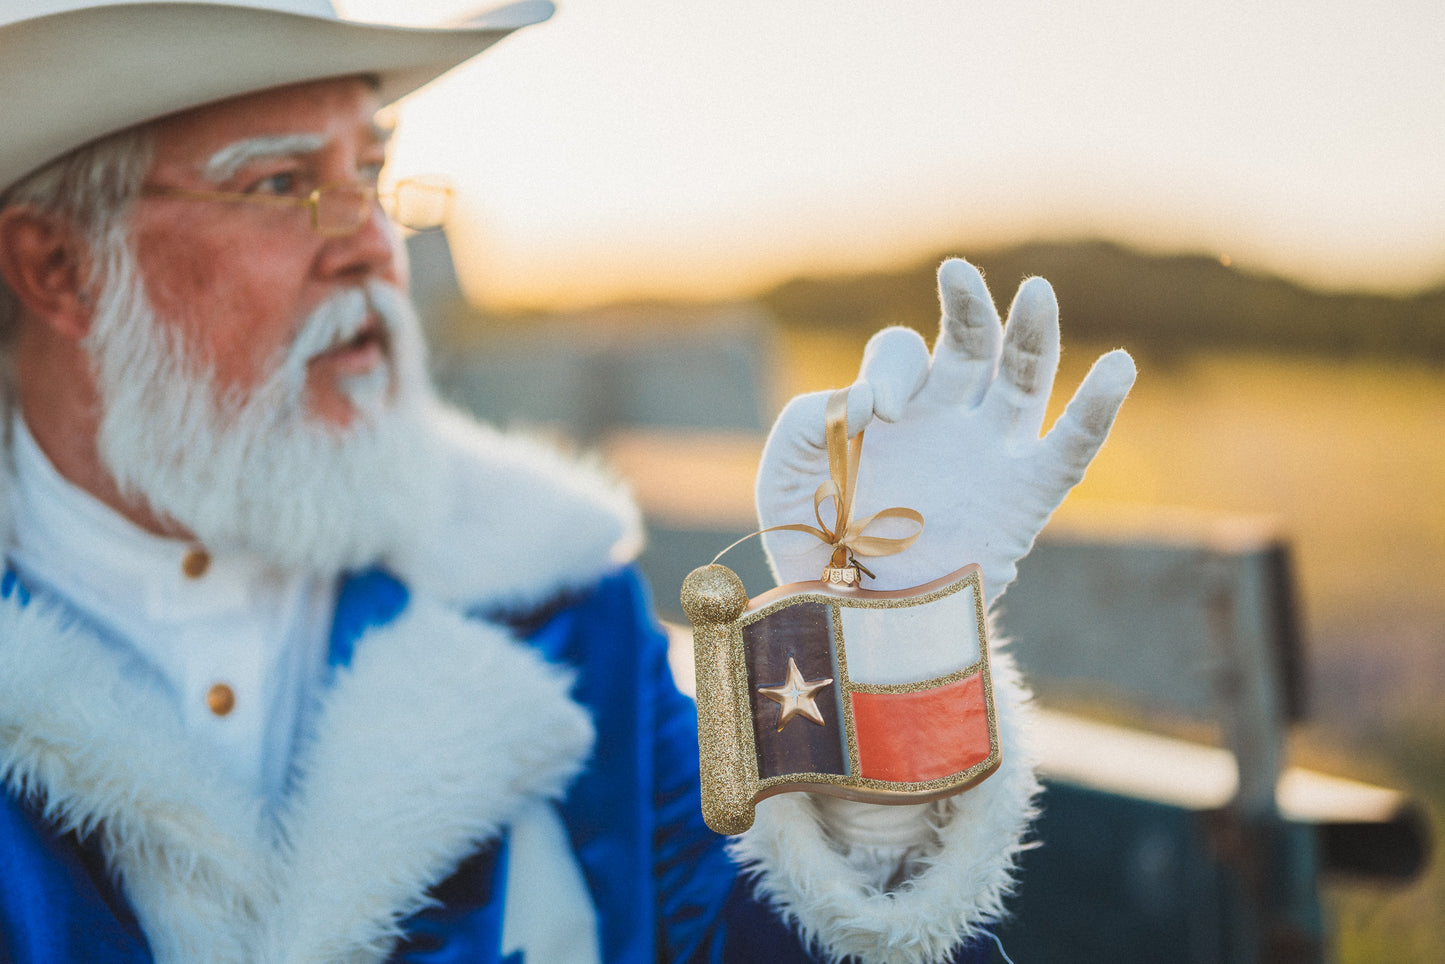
left=750, top=754, right=1002, bottom=804
left=730, top=620, right=762, bottom=785
left=833, top=603, right=859, bottom=777
left=737, top=565, right=983, bottom=628
left=847, top=659, right=984, bottom=695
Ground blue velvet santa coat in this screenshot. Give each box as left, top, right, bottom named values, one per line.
left=0, top=412, right=1018, bottom=963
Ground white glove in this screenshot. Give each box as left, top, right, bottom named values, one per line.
left=746, top=258, right=1134, bottom=934
left=757, top=258, right=1136, bottom=605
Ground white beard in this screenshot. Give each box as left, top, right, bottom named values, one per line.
left=82, top=244, right=445, bottom=573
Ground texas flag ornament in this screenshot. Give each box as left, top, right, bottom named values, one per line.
left=682, top=562, right=1000, bottom=836
left=682, top=387, right=1001, bottom=835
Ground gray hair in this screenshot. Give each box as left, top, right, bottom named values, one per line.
left=0, top=127, right=155, bottom=343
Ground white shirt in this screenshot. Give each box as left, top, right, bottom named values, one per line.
left=6, top=417, right=333, bottom=805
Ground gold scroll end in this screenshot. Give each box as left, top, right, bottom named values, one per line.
left=686, top=562, right=755, bottom=835
left=681, top=564, right=748, bottom=627
left=702, top=794, right=757, bottom=836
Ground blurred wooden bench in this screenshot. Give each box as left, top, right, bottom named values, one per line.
left=988, top=507, right=1428, bottom=961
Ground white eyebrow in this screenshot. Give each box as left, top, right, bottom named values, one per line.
left=201, top=123, right=396, bottom=183
left=203, top=133, right=329, bottom=182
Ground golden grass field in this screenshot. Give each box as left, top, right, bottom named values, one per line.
left=776, top=327, right=1445, bottom=960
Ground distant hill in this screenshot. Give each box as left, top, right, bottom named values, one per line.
left=759, top=240, right=1445, bottom=362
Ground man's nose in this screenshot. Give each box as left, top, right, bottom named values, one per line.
left=313, top=201, right=401, bottom=286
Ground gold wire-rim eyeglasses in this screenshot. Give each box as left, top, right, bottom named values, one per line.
left=138, top=177, right=454, bottom=237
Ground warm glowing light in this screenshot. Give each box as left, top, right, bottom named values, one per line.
left=340, top=0, right=1445, bottom=308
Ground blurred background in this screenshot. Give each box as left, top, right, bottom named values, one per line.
left=347, top=0, right=1442, bottom=957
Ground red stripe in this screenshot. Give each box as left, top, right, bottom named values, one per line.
left=850, top=673, right=992, bottom=783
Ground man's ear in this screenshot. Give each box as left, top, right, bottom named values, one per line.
left=0, top=205, right=96, bottom=341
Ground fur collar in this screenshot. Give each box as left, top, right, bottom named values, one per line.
left=385, top=404, right=644, bottom=614
left=0, top=587, right=595, bottom=963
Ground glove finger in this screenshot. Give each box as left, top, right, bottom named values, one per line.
left=757, top=385, right=875, bottom=572
left=980, top=276, right=1061, bottom=440
left=758, top=384, right=876, bottom=492
left=916, top=258, right=1002, bottom=409
left=857, top=326, right=930, bottom=423
left=1039, top=349, right=1136, bottom=486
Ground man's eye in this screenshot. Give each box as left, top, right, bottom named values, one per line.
left=251, top=171, right=301, bottom=196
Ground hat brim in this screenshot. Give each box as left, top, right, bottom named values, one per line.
left=1, top=0, right=554, bottom=190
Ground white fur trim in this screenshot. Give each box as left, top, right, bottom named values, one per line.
left=728, top=648, right=1041, bottom=964
left=263, top=598, right=594, bottom=962
left=0, top=589, right=593, bottom=963
left=386, top=405, right=644, bottom=613
left=0, top=591, right=272, bottom=962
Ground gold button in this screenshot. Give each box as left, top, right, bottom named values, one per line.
left=182, top=548, right=210, bottom=579
left=206, top=683, right=235, bottom=717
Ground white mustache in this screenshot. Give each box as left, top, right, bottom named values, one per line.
left=285, top=286, right=378, bottom=372
left=272, top=281, right=417, bottom=418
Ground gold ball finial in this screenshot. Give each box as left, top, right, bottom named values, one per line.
left=680, top=564, right=748, bottom=624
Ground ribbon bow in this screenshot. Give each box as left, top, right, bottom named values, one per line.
left=716, top=387, right=924, bottom=582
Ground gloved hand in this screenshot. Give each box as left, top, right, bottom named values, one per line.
left=757, top=258, right=1136, bottom=605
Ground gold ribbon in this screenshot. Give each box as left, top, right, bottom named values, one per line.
left=714, top=387, right=924, bottom=581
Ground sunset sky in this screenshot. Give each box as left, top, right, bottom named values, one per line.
left=340, top=0, right=1445, bottom=310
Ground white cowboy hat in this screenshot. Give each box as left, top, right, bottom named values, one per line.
left=0, top=0, right=554, bottom=191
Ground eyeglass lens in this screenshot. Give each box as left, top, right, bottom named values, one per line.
left=314, top=185, right=371, bottom=236
left=309, top=181, right=452, bottom=236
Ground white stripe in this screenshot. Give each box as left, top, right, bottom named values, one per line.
left=839, top=584, right=981, bottom=686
